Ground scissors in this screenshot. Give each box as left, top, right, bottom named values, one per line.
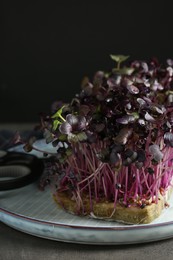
left=0, top=150, right=45, bottom=191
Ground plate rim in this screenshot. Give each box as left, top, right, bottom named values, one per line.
left=1, top=206, right=173, bottom=231
left=2, top=140, right=173, bottom=241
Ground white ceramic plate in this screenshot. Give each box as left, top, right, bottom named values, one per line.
left=1, top=140, right=173, bottom=245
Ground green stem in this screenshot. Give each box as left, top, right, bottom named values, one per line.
left=58, top=114, right=66, bottom=122
left=117, top=61, right=121, bottom=70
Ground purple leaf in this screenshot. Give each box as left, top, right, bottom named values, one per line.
left=152, top=105, right=165, bottom=114
left=138, top=119, right=145, bottom=126
left=77, top=116, right=87, bottom=130
left=149, top=144, right=163, bottom=161
left=144, top=112, right=155, bottom=122
left=93, top=71, right=104, bottom=85
left=126, top=84, right=139, bottom=94
left=152, top=80, right=163, bottom=91
left=141, top=62, right=148, bottom=73
left=116, top=115, right=135, bottom=125
left=95, top=123, right=105, bottom=132
left=125, top=103, right=132, bottom=110
left=116, top=117, right=129, bottom=124
left=114, top=128, right=133, bottom=144
left=167, top=59, right=173, bottom=66
left=137, top=149, right=146, bottom=162
left=137, top=98, right=147, bottom=108
left=167, top=67, right=173, bottom=77
left=167, top=94, right=173, bottom=104
left=164, top=132, right=173, bottom=147
left=143, top=97, right=152, bottom=104
left=66, top=114, right=79, bottom=126
left=110, top=151, right=120, bottom=164
left=59, top=122, right=72, bottom=134
left=107, top=76, right=122, bottom=88
left=79, top=105, right=90, bottom=116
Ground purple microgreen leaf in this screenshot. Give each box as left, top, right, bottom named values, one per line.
left=164, top=132, right=173, bottom=147
left=59, top=122, right=72, bottom=135
left=71, top=97, right=80, bottom=107
left=77, top=116, right=87, bottom=130
left=149, top=144, right=163, bottom=161
left=81, top=76, right=90, bottom=89
left=116, top=117, right=129, bottom=124
left=167, top=94, right=173, bottom=104
left=137, top=149, right=146, bottom=162
left=138, top=119, right=146, bottom=126
left=126, top=83, right=139, bottom=94
left=152, top=105, right=165, bottom=114
left=144, top=112, right=155, bottom=122
left=96, top=148, right=109, bottom=163
left=125, top=103, right=132, bottom=110
left=143, top=97, right=152, bottom=104
left=151, top=80, right=163, bottom=91
left=141, top=62, right=148, bottom=73
left=79, top=105, right=90, bottom=116
left=116, top=115, right=135, bottom=124
left=135, top=161, right=143, bottom=169
left=93, top=71, right=104, bottom=85
left=86, top=131, right=97, bottom=143
left=82, top=85, right=93, bottom=96
left=114, top=128, right=132, bottom=144
left=137, top=98, right=147, bottom=108
left=107, top=77, right=121, bottom=88
left=167, top=67, right=173, bottom=77
left=109, top=151, right=120, bottom=164
left=167, top=59, right=173, bottom=66
left=166, top=121, right=172, bottom=129
left=66, top=114, right=79, bottom=126
left=143, top=79, right=150, bottom=87
left=95, top=123, right=105, bottom=132
left=168, top=112, right=173, bottom=126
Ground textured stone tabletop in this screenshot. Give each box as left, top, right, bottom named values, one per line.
left=1, top=222, right=173, bottom=260
left=1, top=124, right=173, bottom=260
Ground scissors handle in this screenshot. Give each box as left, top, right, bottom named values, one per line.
left=0, top=151, right=44, bottom=191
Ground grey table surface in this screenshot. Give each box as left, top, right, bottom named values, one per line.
left=1, top=124, right=173, bottom=260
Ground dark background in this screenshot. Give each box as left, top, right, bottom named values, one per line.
left=1, top=1, right=173, bottom=122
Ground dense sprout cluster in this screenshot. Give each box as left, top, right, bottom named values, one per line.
left=38, top=55, right=173, bottom=214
